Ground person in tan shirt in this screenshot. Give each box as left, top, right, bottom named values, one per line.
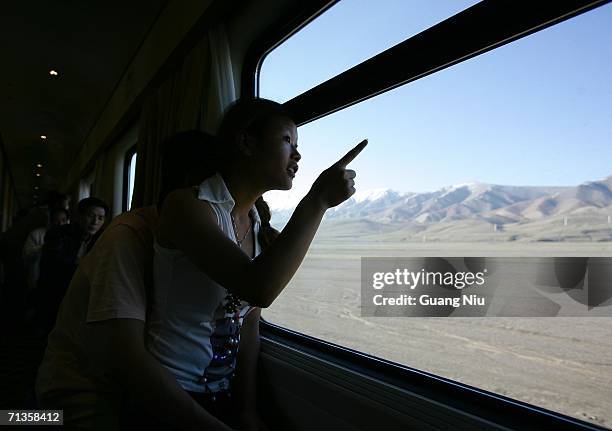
left=36, top=131, right=241, bottom=430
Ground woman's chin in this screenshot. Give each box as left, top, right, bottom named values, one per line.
left=265, top=172, right=294, bottom=191
left=281, top=173, right=294, bottom=189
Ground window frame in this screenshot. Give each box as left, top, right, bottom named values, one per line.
left=241, top=0, right=339, bottom=99
left=242, top=1, right=612, bottom=429
left=122, top=144, right=137, bottom=212
left=263, top=320, right=607, bottom=430
left=244, top=0, right=609, bottom=126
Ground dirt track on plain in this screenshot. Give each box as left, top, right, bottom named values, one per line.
left=264, top=242, right=612, bottom=427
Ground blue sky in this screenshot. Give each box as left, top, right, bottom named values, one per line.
left=260, top=1, right=612, bottom=210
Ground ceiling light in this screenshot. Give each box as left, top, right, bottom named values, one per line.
left=49, top=70, right=58, bottom=76
left=34, top=186, right=39, bottom=190
left=40, top=135, right=47, bottom=140
left=35, top=173, right=41, bottom=177
left=36, top=163, right=43, bottom=168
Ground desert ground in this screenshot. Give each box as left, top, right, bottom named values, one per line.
left=263, top=240, right=612, bottom=427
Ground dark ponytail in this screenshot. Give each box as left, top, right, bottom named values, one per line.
left=254, top=196, right=279, bottom=250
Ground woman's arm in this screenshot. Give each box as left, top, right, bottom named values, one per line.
left=158, top=188, right=324, bottom=308
left=92, top=318, right=234, bottom=431
left=158, top=140, right=367, bottom=308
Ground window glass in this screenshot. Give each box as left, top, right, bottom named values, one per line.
left=260, top=0, right=480, bottom=103
left=261, top=3, right=612, bottom=427
left=79, top=171, right=94, bottom=200
left=127, top=152, right=137, bottom=211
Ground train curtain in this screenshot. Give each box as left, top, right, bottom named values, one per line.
left=131, top=23, right=238, bottom=208
left=91, top=152, right=111, bottom=209
left=131, top=37, right=211, bottom=208
left=202, top=23, right=237, bottom=133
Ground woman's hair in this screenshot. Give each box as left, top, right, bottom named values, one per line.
left=217, top=98, right=294, bottom=153
left=254, top=197, right=279, bottom=250
left=216, top=98, right=293, bottom=250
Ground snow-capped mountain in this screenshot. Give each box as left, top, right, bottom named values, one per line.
left=268, top=175, right=612, bottom=231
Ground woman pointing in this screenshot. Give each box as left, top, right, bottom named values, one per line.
left=150, top=98, right=367, bottom=429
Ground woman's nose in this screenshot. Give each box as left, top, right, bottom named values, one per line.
left=292, top=149, right=301, bottom=162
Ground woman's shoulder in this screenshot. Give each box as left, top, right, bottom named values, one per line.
left=157, top=187, right=219, bottom=249
left=160, top=187, right=217, bottom=225
left=165, top=186, right=198, bottom=202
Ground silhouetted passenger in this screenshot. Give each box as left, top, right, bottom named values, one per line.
left=0, top=192, right=70, bottom=326
left=34, top=197, right=108, bottom=333
left=23, top=207, right=70, bottom=293
left=36, top=131, right=219, bottom=430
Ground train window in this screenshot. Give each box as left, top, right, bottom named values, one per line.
left=78, top=170, right=94, bottom=200
left=127, top=152, right=137, bottom=210
left=260, top=0, right=480, bottom=103
left=260, top=3, right=612, bottom=427
left=123, top=147, right=137, bottom=212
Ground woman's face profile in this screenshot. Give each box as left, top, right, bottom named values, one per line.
left=251, top=115, right=300, bottom=191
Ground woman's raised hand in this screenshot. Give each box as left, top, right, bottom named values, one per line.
left=308, top=139, right=368, bottom=209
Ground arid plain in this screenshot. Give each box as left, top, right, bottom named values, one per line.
left=263, top=240, right=612, bottom=427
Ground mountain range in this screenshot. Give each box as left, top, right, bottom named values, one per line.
left=269, top=175, right=612, bottom=242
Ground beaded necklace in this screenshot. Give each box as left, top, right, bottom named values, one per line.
left=194, top=211, right=253, bottom=392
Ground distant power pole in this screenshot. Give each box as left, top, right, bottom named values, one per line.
left=493, top=223, right=498, bottom=232
left=563, top=216, right=568, bottom=227
left=608, top=215, right=611, bottom=224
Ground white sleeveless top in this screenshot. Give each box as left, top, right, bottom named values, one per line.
left=146, top=172, right=262, bottom=393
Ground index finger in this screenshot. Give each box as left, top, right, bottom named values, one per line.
left=334, top=139, right=368, bottom=168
